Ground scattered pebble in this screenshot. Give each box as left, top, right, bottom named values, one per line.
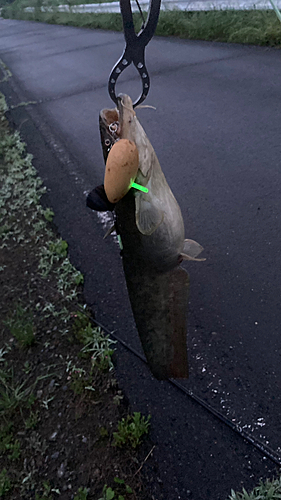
left=49, top=431, right=58, bottom=441
left=92, top=468, right=100, bottom=479
left=57, top=462, right=65, bottom=478
left=48, top=379, right=56, bottom=392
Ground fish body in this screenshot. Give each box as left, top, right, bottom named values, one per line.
left=116, top=143, right=185, bottom=272
left=98, top=94, right=204, bottom=379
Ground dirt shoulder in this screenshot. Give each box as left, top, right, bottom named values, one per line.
left=0, top=92, right=154, bottom=500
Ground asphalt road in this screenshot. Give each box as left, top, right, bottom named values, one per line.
left=1, top=18, right=281, bottom=500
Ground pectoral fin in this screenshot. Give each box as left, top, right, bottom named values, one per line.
left=135, top=196, right=164, bottom=236
left=181, top=239, right=206, bottom=261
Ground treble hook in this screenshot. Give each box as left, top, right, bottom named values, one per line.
left=108, top=0, right=161, bottom=108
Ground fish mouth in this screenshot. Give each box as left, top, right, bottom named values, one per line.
left=99, top=107, right=120, bottom=140
left=99, top=94, right=135, bottom=162
left=99, top=94, right=135, bottom=137
left=99, top=106, right=120, bottom=162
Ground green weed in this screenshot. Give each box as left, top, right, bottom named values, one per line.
left=4, top=304, right=35, bottom=348
left=0, top=368, right=35, bottom=416
left=41, top=396, right=54, bottom=410
left=0, top=424, right=21, bottom=460
left=113, top=412, right=151, bottom=449
left=43, top=207, right=54, bottom=222
left=55, top=258, right=84, bottom=296
left=38, top=241, right=83, bottom=300
left=229, top=476, right=281, bottom=499
left=0, top=469, right=11, bottom=497
left=35, top=480, right=58, bottom=500
left=114, top=478, right=133, bottom=496
left=113, top=391, right=123, bottom=406
left=98, top=479, right=132, bottom=500
left=69, top=368, right=91, bottom=395
left=0, top=91, right=9, bottom=112
left=74, top=487, right=89, bottom=500
left=0, top=127, right=47, bottom=249
left=0, top=346, right=10, bottom=364
left=99, top=426, right=109, bottom=439
left=80, top=325, right=116, bottom=371
left=23, top=361, right=32, bottom=374
left=38, top=238, right=68, bottom=276
left=25, top=409, right=39, bottom=429
left=71, top=310, right=92, bottom=341
left=98, top=485, right=115, bottom=500
left=71, top=313, right=116, bottom=371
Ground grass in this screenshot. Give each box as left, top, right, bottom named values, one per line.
left=229, top=477, right=281, bottom=499
left=113, top=412, right=151, bottom=449
left=2, top=2, right=281, bottom=47
left=0, top=368, right=36, bottom=416
left=3, top=303, right=36, bottom=348
left=0, top=469, right=12, bottom=497
left=74, top=487, right=89, bottom=500
left=98, top=481, right=133, bottom=500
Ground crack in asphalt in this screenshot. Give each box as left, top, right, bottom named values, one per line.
left=0, top=38, right=123, bottom=56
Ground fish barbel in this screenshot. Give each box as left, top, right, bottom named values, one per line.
left=99, top=94, right=205, bottom=379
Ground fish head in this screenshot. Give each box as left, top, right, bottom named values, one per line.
left=99, top=95, right=146, bottom=172
left=99, top=107, right=120, bottom=163
left=99, top=93, right=146, bottom=152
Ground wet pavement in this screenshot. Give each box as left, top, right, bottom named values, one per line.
left=1, top=19, right=281, bottom=499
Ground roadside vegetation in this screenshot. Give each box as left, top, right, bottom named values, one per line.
left=1, top=1, right=281, bottom=47
left=0, top=91, right=153, bottom=499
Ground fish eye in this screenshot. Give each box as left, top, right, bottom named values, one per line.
left=105, top=139, right=111, bottom=146
left=109, top=121, right=119, bottom=133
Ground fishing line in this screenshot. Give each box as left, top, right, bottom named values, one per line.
left=135, top=0, right=146, bottom=29
left=37, top=278, right=281, bottom=467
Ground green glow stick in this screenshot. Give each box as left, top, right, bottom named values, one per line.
left=131, top=182, right=149, bottom=193
left=117, top=234, right=123, bottom=250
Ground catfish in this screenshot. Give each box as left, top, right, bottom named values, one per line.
left=97, top=94, right=205, bottom=379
